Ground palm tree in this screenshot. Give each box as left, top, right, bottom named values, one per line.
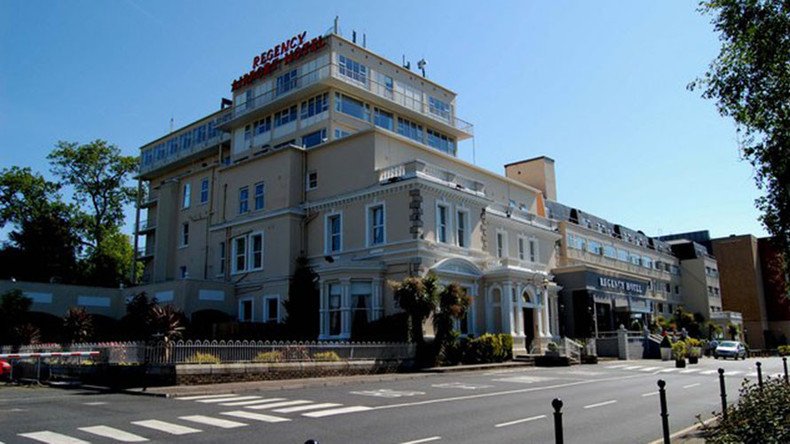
left=392, top=273, right=440, bottom=345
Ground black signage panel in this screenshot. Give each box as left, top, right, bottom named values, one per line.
left=586, top=272, right=648, bottom=296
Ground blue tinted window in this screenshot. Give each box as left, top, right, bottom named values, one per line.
left=374, top=108, right=393, bottom=131
left=255, top=117, right=271, bottom=135
left=300, top=93, right=328, bottom=119
left=397, top=117, right=422, bottom=142
left=302, top=128, right=327, bottom=148
left=335, top=93, right=369, bottom=121
left=276, top=70, right=297, bottom=96
left=338, top=55, right=367, bottom=84
left=274, top=105, right=297, bottom=127
left=427, top=129, right=455, bottom=155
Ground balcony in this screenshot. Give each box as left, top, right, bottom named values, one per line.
left=378, top=160, right=485, bottom=197
left=139, top=110, right=232, bottom=178
left=711, top=310, right=742, bottom=323
left=222, top=61, right=474, bottom=139
left=136, top=245, right=154, bottom=259
left=137, top=219, right=156, bottom=233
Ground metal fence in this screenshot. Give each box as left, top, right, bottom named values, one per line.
left=0, top=340, right=415, bottom=365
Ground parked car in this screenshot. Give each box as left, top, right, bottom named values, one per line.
left=714, top=341, right=747, bottom=360
left=0, top=359, right=10, bottom=380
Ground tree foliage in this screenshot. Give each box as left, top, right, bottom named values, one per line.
left=691, top=0, right=790, bottom=278
left=0, top=289, right=38, bottom=346
left=63, top=307, right=94, bottom=343
left=283, top=256, right=320, bottom=339
left=392, top=272, right=440, bottom=345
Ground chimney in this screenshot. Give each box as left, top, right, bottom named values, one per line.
left=504, top=156, right=557, bottom=201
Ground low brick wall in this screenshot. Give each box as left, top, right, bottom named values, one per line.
left=175, top=360, right=412, bottom=385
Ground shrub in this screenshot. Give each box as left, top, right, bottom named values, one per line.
left=313, top=351, right=341, bottom=362
left=253, top=351, right=283, bottom=363
left=547, top=341, right=559, bottom=353
left=778, top=345, right=790, bottom=356
left=462, top=333, right=512, bottom=364
left=672, top=340, right=687, bottom=360
left=702, top=378, right=790, bottom=443
left=187, top=352, right=221, bottom=364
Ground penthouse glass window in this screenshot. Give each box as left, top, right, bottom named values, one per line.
left=335, top=93, right=369, bottom=121
left=254, top=182, right=265, bottom=210
left=368, top=204, right=385, bottom=246
left=239, top=186, right=249, bottom=214
left=642, top=257, right=654, bottom=269
left=377, top=73, right=394, bottom=99
left=629, top=254, right=641, bottom=266
left=274, top=105, right=298, bottom=127
left=168, top=139, right=178, bottom=156
left=617, top=249, right=629, bottom=262
left=254, top=116, right=271, bottom=135
left=275, top=69, right=297, bottom=96
left=397, top=117, right=423, bottom=143
left=300, top=93, right=329, bottom=119
left=338, top=54, right=367, bottom=84
left=429, top=97, right=451, bottom=120
left=427, top=129, right=455, bottom=155
left=302, top=129, right=327, bottom=148
left=566, top=233, right=585, bottom=250
left=194, top=125, right=206, bottom=144
left=374, top=108, right=394, bottom=131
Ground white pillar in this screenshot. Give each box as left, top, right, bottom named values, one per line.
left=502, top=281, right=514, bottom=335
left=536, top=295, right=545, bottom=338
left=372, top=277, right=383, bottom=321
left=542, top=288, right=552, bottom=337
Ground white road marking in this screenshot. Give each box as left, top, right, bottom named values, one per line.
left=273, top=403, right=342, bottom=413
left=131, top=420, right=201, bottom=435
left=17, top=431, right=90, bottom=444
left=400, top=437, right=442, bottom=444
left=83, top=402, right=107, bottom=406
left=583, top=400, right=617, bottom=409
left=658, top=368, right=679, bottom=373
left=746, top=372, right=758, bottom=377
left=727, top=371, right=742, bottom=376
left=605, top=364, right=628, bottom=369
left=641, top=392, right=659, bottom=397
left=176, top=393, right=236, bottom=401
left=221, top=410, right=290, bottom=423
left=79, top=425, right=149, bottom=442
left=432, top=382, right=492, bottom=390
left=495, top=415, right=546, bottom=428
left=220, top=398, right=285, bottom=406
left=700, top=370, right=718, bottom=375
left=680, top=369, right=700, bottom=374
left=198, top=396, right=260, bottom=404
left=683, top=383, right=701, bottom=389
left=179, top=415, right=247, bottom=429
left=639, top=367, right=659, bottom=372
left=492, top=376, right=554, bottom=384
left=350, top=389, right=425, bottom=398
left=246, top=400, right=313, bottom=410
left=303, top=406, right=373, bottom=418
left=623, top=366, right=642, bottom=370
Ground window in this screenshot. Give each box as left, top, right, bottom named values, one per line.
left=254, top=116, right=271, bottom=136
left=603, top=245, right=617, bottom=259
left=427, top=129, right=455, bottom=155
left=374, top=108, right=394, bottom=131
left=274, top=105, right=298, bottom=127
left=629, top=253, right=641, bottom=266
left=587, top=240, right=602, bottom=255
left=397, top=117, right=422, bottom=143
left=300, top=93, right=329, bottom=119
left=665, top=283, right=671, bottom=292
left=518, top=237, right=526, bottom=260
left=436, top=204, right=449, bottom=243
left=179, top=266, right=187, bottom=279
left=328, top=284, right=342, bottom=336
left=335, top=93, right=369, bottom=121
left=368, top=204, right=385, bottom=246
left=307, top=171, right=318, bottom=190
left=657, top=303, right=664, bottom=313
left=264, top=296, right=279, bottom=323
left=180, top=223, right=189, bottom=247
left=642, top=256, right=654, bottom=269
left=567, top=233, right=585, bottom=250
left=529, top=239, right=537, bottom=262
left=326, top=213, right=342, bottom=253
left=249, top=233, right=263, bottom=270
left=302, top=128, right=327, bottom=148
left=497, top=232, right=506, bottom=258
left=199, top=178, right=209, bottom=204
left=182, top=183, right=191, bottom=208
left=275, top=69, right=297, bottom=95
left=239, top=299, right=253, bottom=322
left=218, top=241, right=225, bottom=275
left=675, top=285, right=680, bottom=294
left=233, top=236, right=247, bottom=273
left=334, top=128, right=352, bottom=139
left=377, top=72, right=394, bottom=99
left=617, top=249, right=629, bottom=262
left=338, top=54, right=367, bottom=84
left=456, top=210, right=468, bottom=248
left=429, top=96, right=451, bottom=120
left=244, top=124, right=253, bottom=141
left=254, top=182, right=265, bottom=210
left=239, top=186, right=249, bottom=214
left=351, top=281, right=372, bottom=329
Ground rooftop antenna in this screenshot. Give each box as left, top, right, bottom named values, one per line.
left=402, top=55, right=411, bottom=70
left=417, top=58, right=427, bottom=77
left=352, top=30, right=357, bottom=43
left=334, top=15, right=339, bottom=34
left=169, top=117, right=174, bottom=133
left=362, top=33, right=366, bottom=48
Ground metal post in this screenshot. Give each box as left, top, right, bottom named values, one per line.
left=36, top=356, right=41, bottom=383
left=552, top=398, right=564, bottom=444
left=718, top=368, right=727, bottom=420
left=756, top=361, right=763, bottom=389
left=783, top=357, right=788, bottom=384
left=657, top=380, right=670, bottom=444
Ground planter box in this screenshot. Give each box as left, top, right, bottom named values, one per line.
left=688, top=356, right=699, bottom=364
left=660, top=348, right=672, bottom=361
left=675, top=359, right=686, bottom=368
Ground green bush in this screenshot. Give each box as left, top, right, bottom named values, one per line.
left=702, top=378, right=790, bottom=443
left=671, top=340, right=687, bottom=360
left=187, top=352, right=221, bottom=364
left=462, top=333, right=513, bottom=364
left=778, top=345, right=790, bottom=356
left=253, top=351, right=283, bottom=363
left=313, top=351, right=341, bottom=362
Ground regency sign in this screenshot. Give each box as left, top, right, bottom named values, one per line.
left=231, top=31, right=327, bottom=92
left=585, top=272, right=648, bottom=296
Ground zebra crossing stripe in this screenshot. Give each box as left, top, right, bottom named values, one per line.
left=176, top=393, right=237, bottom=401
left=221, top=411, right=291, bottom=423
left=17, top=431, right=90, bottom=444
left=273, top=403, right=342, bottom=413
left=700, top=370, right=717, bottom=375
left=198, top=396, right=261, bottom=404
left=679, top=369, right=700, bottom=374
left=131, top=420, right=201, bottom=435
left=179, top=415, right=247, bottom=429
left=639, top=367, right=659, bottom=372
left=246, top=400, right=313, bottom=410
left=623, top=366, right=642, bottom=370
left=303, top=406, right=373, bottom=418
left=605, top=365, right=627, bottom=369
left=79, top=426, right=149, bottom=442
left=220, top=398, right=286, bottom=406
left=658, top=368, right=678, bottom=373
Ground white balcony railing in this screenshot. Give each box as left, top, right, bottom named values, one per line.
left=378, top=160, right=485, bottom=196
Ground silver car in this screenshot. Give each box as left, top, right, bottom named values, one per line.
left=714, top=341, right=747, bottom=360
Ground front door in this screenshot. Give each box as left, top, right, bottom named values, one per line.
left=523, top=307, right=534, bottom=352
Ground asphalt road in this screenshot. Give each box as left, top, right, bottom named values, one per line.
left=0, top=357, right=786, bottom=444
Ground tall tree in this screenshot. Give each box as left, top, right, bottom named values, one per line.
left=691, top=0, right=790, bottom=279
left=0, top=289, right=37, bottom=346
left=63, top=307, right=94, bottom=343
left=392, top=273, right=440, bottom=345
left=283, top=256, right=320, bottom=339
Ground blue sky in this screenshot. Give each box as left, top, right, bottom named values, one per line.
left=0, top=0, right=767, bottom=239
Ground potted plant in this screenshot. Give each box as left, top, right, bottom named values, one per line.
left=672, top=340, right=687, bottom=368
left=545, top=341, right=560, bottom=357
left=660, top=335, right=672, bottom=361
left=687, top=338, right=702, bottom=364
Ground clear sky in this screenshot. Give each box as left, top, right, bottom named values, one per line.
left=0, top=0, right=768, bottom=239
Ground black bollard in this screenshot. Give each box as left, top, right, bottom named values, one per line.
left=305, top=440, right=319, bottom=444
left=552, top=398, right=564, bottom=444
left=657, top=380, right=670, bottom=444
left=756, top=361, right=763, bottom=389
left=783, top=357, right=788, bottom=384
left=718, top=368, right=727, bottom=420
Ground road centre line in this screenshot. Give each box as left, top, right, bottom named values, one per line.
left=583, top=400, right=617, bottom=409
left=683, top=383, right=701, bottom=389
left=495, top=415, right=546, bottom=428
left=370, top=374, right=644, bottom=412
left=177, top=393, right=236, bottom=401
left=400, top=437, right=442, bottom=444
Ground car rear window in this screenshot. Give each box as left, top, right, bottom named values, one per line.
left=719, top=341, right=737, bottom=347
